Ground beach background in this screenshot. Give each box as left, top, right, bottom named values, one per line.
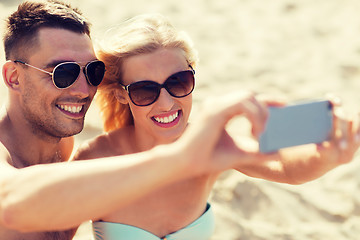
left=1, top=0, right=360, bottom=239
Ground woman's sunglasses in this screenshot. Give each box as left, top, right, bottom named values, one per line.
left=120, top=67, right=195, bottom=107
left=14, top=60, right=106, bottom=89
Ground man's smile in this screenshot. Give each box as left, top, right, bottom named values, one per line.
left=56, top=103, right=85, bottom=118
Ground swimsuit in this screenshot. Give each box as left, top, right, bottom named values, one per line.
left=92, top=203, right=215, bottom=240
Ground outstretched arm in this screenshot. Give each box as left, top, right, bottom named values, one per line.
left=0, top=143, right=195, bottom=232
left=233, top=98, right=360, bottom=184
left=0, top=92, right=274, bottom=233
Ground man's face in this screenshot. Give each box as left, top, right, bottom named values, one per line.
left=16, top=28, right=97, bottom=139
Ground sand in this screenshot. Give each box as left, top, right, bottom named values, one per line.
left=1, top=0, right=360, bottom=239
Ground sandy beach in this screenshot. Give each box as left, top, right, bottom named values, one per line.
left=1, top=0, right=360, bottom=239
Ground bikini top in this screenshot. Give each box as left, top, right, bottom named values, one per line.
left=92, top=203, right=215, bottom=240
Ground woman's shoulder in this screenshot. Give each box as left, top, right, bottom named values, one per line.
left=73, top=127, right=134, bottom=161
left=73, top=133, right=110, bottom=160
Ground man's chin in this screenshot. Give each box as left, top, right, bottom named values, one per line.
left=59, top=123, right=84, bottom=138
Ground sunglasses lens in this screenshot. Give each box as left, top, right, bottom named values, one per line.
left=53, top=63, right=81, bottom=88
left=126, top=70, right=195, bottom=106
left=165, top=70, right=195, bottom=97
left=128, top=81, right=160, bottom=106
left=86, top=61, right=106, bottom=86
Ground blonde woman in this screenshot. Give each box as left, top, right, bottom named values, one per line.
left=75, top=14, right=359, bottom=240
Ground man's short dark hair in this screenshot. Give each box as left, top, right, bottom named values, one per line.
left=3, top=0, right=91, bottom=60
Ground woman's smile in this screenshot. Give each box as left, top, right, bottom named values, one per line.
left=151, top=110, right=181, bottom=128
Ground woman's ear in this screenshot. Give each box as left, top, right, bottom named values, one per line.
left=114, top=88, right=129, bottom=104
left=2, top=61, right=20, bottom=90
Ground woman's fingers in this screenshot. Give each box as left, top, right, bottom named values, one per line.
left=326, top=103, right=360, bottom=164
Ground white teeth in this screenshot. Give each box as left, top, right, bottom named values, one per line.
left=154, top=111, right=179, bottom=124
left=58, top=104, right=82, bottom=114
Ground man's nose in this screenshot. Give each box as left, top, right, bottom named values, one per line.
left=68, top=70, right=94, bottom=98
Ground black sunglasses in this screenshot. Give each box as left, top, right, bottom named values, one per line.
left=14, top=60, right=106, bottom=89
left=120, top=67, right=195, bottom=107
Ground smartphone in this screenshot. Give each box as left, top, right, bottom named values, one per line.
left=259, top=100, right=333, bottom=153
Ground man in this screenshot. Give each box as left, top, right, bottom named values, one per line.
left=0, top=1, right=279, bottom=239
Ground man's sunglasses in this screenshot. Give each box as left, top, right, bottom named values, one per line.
left=14, top=60, right=106, bottom=89
left=120, top=67, right=195, bottom=107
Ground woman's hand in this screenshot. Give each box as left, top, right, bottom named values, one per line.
left=236, top=95, right=360, bottom=184
left=178, top=92, right=359, bottom=184
left=177, top=91, right=283, bottom=175
left=316, top=98, right=360, bottom=166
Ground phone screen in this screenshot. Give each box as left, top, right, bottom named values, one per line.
left=259, top=100, right=333, bottom=153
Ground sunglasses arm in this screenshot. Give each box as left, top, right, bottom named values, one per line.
left=188, top=64, right=195, bottom=75
left=119, top=82, right=130, bottom=93
left=13, top=60, right=53, bottom=77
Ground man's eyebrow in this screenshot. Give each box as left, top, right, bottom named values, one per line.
left=44, top=60, right=72, bottom=69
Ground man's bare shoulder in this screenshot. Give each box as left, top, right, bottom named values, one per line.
left=0, top=109, right=15, bottom=169
left=0, top=141, right=15, bottom=172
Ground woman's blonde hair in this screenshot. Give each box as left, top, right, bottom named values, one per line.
left=96, top=13, right=198, bottom=132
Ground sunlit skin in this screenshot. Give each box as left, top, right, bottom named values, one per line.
left=0, top=27, right=97, bottom=240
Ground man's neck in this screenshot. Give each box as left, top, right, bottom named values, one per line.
left=0, top=106, right=63, bottom=167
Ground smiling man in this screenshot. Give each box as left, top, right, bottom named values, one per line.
left=12, top=29, right=97, bottom=138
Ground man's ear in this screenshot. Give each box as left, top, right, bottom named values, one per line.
left=2, top=61, right=20, bottom=90
left=114, top=88, right=129, bottom=104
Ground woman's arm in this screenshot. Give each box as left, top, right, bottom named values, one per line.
left=234, top=102, right=360, bottom=184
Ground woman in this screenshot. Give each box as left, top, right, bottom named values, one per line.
left=75, top=14, right=359, bottom=240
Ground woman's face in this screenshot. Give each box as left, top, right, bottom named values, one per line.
left=121, top=48, right=193, bottom=144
